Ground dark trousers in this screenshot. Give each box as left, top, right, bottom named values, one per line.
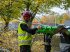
left=20, top=45, right=31, bottom=52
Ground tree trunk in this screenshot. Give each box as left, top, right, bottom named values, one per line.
left=1, top=16, right=10, bottom=31
left=25, top=1, right=39, bottom=27
left=4, top=21, right=9, bottom=31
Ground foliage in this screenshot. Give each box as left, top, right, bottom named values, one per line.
left=0, top=30, right=44, bottom=52
left=0, top=30, right=19, bottom=52
left=18, top=0, right=70, bottom=23
left=0, top=0, right=70, bottom=20
left=0, top=0, right=24, bottom=18
left=0, top=0, right=25, bottom=30
left=0, top=0, right=70, bottom=29
left=0, top=0, right=70, bottom=51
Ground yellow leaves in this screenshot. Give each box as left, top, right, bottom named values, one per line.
left=58, top=13, right=70, bottom=24
left=0, top=0, right=23, bottom=18
left=0, top=30, right=19, bottom=52
left=0, top=0, right=11, bottom=8
left=32, top=35, right=44, bottom=52
left=34, top=0, right=45, bottom=5
left=35, top=0, right=48, bottom=3
left=0, top=1, right=5, bottom=9
left=32, top=18, right=38, bottom=23
left=60, top=19, right=64, bottom=24
left=63, top=13, right=69, bottom=20
left=33, top=41, right=44, bottom=45
left=0, top=30, right=45, bottom=52
left=12, top=1, right=22, bottom=8
left=36, top=0, right=42, bottom=3
left=40, top=16, right=47, bottom=23
left=11, top=19, right=19, bottom=23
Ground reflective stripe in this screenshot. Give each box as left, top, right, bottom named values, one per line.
left=18, top=36, right=32, bottom=40
left=18, top=34, right=25, bottom=36
left=18, top=34, right=31, bottom=36
left=19, top=40, right=31, bottom=44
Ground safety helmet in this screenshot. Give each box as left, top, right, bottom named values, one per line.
left=22, top=11, right=32, bottom=20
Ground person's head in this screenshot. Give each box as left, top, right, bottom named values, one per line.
left=22, top=11, right=32, bottom=22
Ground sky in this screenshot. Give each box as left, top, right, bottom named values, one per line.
left=50, top=7, right=66, bottom=15
left=36, top=7, right=70, bottom=18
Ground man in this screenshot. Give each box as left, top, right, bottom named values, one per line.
left=18, top=11, right=40, bottom=52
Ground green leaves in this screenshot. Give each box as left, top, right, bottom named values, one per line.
left=0, top=0, right=25, bottom=30
left=0, top=0, right=70, bottom=19
left=0, top=0, right=24, bottom=18
left=0, top=0, right=70, bottom=29
left=0, top=0, right=70, bottom=20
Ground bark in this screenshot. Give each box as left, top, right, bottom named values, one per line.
left=1, top=16, right=10, bottom=31
left=4, top=21, right=9, bottom=31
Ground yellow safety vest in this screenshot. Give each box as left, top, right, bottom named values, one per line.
left=18, top=21, right=32, bottom=46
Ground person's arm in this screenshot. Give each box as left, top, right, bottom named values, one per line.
left=20, top=23, right=38, bottom=35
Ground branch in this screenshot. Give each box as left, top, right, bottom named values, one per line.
left=30, top=5, right=40, bottom=22
left=23, top=0, right=31, bottom=11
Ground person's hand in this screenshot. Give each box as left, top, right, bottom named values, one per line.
left=37, top=25, right=41, bottom=30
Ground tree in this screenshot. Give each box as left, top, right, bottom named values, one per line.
left=21, top=0, right=70, bottom=23
left=0, top=0, right=24, bottom=30
left=0, top=0, right=70, bottom=30
left=40, top=16, right=47, bottom=24
left=63, top=13, right=69, bottom=20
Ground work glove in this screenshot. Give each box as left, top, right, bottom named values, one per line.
left=37, top=25, right=42, bottom=30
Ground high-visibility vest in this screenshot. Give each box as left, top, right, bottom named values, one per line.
left=18, top=21, right=32, bottom=46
